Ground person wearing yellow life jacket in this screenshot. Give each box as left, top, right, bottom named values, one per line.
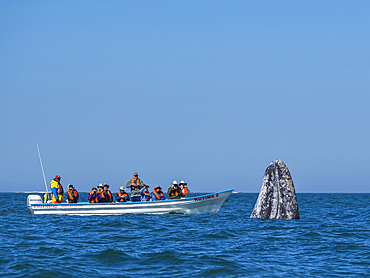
left=179, top=180, right=189, bottom=198
left=150, top=185, right=165, bottom=201
left=115, top=186, right=130, bottom=202
left=103, top=183, right=113, bottom=202
left=66, top=184, right=79, bottom=203
left=50, top=175, right=64, bottom=203
left=140, top=184, right=150, bottom=201
left=126, top=172, right=144, bottom=202
left=167, top=180, right=181, bottom=199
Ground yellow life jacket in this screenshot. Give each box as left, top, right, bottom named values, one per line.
left=50, top=179, right=64, bottom=203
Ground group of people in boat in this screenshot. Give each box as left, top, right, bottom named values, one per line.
left=49, top=172, right=189, bottom=204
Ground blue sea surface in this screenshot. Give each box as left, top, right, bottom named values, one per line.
left=0, top=193, right=369, bottom=277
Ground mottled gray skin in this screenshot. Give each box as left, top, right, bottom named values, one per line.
left=251, top=159, right=300, bottom=220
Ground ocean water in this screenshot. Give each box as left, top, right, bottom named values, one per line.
left=0, top=193, right=369, bottom=277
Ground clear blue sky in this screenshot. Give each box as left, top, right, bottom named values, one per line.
left=1, top=1, right=369, bottom=193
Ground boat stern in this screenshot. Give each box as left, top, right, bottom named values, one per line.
left=27, top=195, right=43, bottom=214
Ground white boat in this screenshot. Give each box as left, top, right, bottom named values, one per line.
left=27, top=189, right=233, bottom=215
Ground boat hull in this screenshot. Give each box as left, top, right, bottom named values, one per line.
left=27, top=190, right=233, bottom=215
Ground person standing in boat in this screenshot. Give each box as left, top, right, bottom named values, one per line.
left=50, top=175, right=64, bottom=203
left=88, top=187, right=100, bottom=203
left=151, top=185, right=165, bottom=201
left=179, top=180, right=189, bottom=198
left=140, top=184, right=150, bottom=201
left=126, top=172, right=144, bottom=202
left=103, top=183, right=113, bottom=202
left=66, top=184, right=79, bottom=203
left=167, top=180, right=181, bottom=199
left=115, top=186, right=130, bottom=202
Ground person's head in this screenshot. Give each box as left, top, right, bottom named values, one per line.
left=68, top=184, right=74, bottom=190
left=144, top=184, right=149, bottom=189
left=119, top=186, right=125, bottom=192
left=92, top=187, right=97, bottom=193
left=98, top=183, right=104, bottom=190
left=103, top=183, right=109, bottom=190
left=155, top=185, right=162, bottom=191
left=172, top=180, right=178, bottom=187
left=133, top=172, right=139, bottom=178
left=55, top=175, right=61, bottom=181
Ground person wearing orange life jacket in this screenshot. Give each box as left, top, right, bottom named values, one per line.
left=167, top=180, right=181, bottom=199
left=140, top=184, right=150, bottom=201
left=97, top=183, right=107, bottom=203
left=115, top=186, right=130, bottom=202
left=179, top=180, right=189, bottom=198
left=50, top=175, right=64, bottom=203
left=150, top=185, right=165, bottom=201
left=126, top=172, right=144, bottom=202
left=103, top=183, right=113, bottom=202
left=66, top=184, right=79, bottom=203
left=88, top=187, right=100, bottom=203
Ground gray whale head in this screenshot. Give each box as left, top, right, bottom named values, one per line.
left=250, top=159, right=300, bottom=220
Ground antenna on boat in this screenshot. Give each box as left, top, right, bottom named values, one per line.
left=36, top=144, right=49, bottom=198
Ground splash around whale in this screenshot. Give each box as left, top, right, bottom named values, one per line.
left=251, top=159, right=300, bottom=220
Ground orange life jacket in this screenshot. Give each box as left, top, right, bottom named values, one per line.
left=117, top=190, right=129, bottom=202
left=182, top=187, right=188, bottom=197
left=106, top=190, right=113, bottom=202
left=142, top=189, right=150, bottom=198
left=169, top=187, right=179, bottom=197
left=67, top=189, right=78, bottom=202
left=152, top=190, right=164, bottom=200
left=98, top=188, right=106, bottom=200
left=58, top=184, right=64, bottom=195
left=130, top=178, right=141, bottom=190
left=89, top=191, right=98, bottom=203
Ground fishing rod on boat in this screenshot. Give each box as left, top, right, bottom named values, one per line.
left=36, top=144, right=50, bottom=203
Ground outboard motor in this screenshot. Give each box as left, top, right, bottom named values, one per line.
left=27, top=195, right=43, bottom=214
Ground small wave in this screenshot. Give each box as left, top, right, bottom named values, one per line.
left=36, top=246, right=66, bottom=256
left=91, top=248, right=135, bottom=263
left=302, top=231, right=322, bottom=237
left=204, top=230, right=237, bottom=239
left=141, top=250, right=181, bottom=264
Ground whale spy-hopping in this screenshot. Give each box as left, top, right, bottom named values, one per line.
left=250, top=159, right=300, bottom=220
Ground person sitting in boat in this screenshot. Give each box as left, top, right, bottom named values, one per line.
left=115, top=186, right=130, bottom=202
left=103, top=183, right=113, bottom=202
left=88, top=187, right=99, bottom=203
left=97, top=183, right=107, bottom=202
left=50, top=175, right=64, bottom=203
left=126, top=172, right=144, bottom=202
left=66, top=184, right=79, bottom=203
left=167, top=180, right=181, bottom=199
left=179, top=180, right=189, bottom=198
left=151, top=185, right=165, bottom=201
left=140, top=184, right=150, bottom=201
